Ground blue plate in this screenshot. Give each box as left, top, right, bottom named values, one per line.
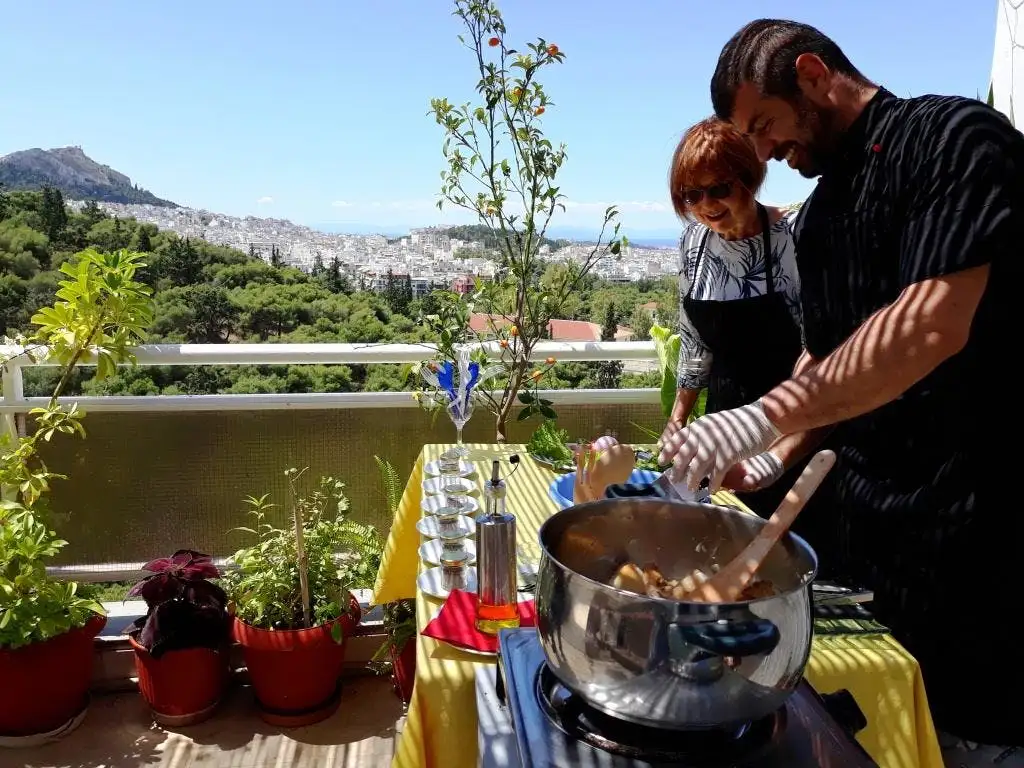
left=549, top=469, right=660, bottom=510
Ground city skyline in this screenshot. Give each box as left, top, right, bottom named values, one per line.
left=76, top=199, right=680, bottom=292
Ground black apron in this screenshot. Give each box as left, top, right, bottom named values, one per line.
left=682, top=206, right=834, bottom=559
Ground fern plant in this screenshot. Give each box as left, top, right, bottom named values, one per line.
left=374, top=455, right=403, bottom=525
left=370, top=455, right=417, bottom=669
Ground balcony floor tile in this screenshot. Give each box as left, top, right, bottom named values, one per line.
left=14, top=676, right=404, bottom=768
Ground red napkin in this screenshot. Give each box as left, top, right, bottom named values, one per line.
left=422, top=588, right=536, bottom=653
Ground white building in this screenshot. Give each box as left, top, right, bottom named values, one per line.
left=410, top=227, right=451, bottom=251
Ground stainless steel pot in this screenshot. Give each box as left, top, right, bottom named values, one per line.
left=535, top=497, right=817, bottom=730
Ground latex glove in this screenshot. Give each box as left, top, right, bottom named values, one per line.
left=657, top=401, right=781, bottom=492
left=721, top=451, right=785, bottom=492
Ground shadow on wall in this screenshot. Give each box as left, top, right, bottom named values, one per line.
left=36, top=402, right=663, bottom=565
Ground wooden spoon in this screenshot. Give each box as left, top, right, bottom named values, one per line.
left=682, top=450, right=836, bottom=603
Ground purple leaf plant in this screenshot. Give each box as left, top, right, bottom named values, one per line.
left=129, top=549, right=230, bottom=659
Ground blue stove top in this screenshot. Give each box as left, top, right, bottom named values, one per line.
left=493, top=627, right=876, bottom=768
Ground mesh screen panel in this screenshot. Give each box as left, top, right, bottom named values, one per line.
left=34, top=402, right=664, bottom=567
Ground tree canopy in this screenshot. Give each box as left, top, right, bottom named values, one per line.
left=0, top=187, right=676, bottom=398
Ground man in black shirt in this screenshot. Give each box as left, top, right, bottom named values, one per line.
left=658, top=19, right=1021, bottom=763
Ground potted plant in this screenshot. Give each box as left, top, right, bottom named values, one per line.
left=223, top=468, right=384, bottom=726
left=425, top=0, right=627, bottom=441
left=0, top=248, right=153, bottom=741
left=369, top=456, right=416, bottom=703
left=127, top=550, right=231, bottom=726
left=370, top=599, right=417, bottom=704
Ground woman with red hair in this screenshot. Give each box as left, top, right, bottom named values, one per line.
left=661, top=117, right=806, bottom=515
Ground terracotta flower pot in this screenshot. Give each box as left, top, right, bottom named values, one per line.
left=232, top=594, right=361, bottom=727
left=390, top=640, right=416, bottom=704
left=129, top=635, right=229, bottom=727
left=0, top=614, right=106, bottom=738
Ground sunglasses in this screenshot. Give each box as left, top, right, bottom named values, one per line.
left=681, top=182, right=733, bottom=206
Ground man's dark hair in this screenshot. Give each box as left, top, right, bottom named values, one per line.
left=711, top=19, right=869, bottom=120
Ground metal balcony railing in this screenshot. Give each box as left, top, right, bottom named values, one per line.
left=0, top=341, right=667, bottom=575
left=0, top=340, right=660, bottom=412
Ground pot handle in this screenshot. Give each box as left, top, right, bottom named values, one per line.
left=669, top=618, right=780, bottom=659
left=603, top=481, right=662, bottom=499
left=604, top=478, right=712, bottom=499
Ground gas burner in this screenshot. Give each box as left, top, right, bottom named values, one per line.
left=482, top=629, right=878, bottom=768
left=535, top=664, right=785, bottom=764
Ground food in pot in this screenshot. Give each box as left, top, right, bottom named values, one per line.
left=611, top=561, right=776, bottom=602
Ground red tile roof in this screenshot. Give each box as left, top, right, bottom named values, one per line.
left=468, top=314, right=603, bottom=342
left=546, top=319, right=601, bottom=342
left=469, top=313, right=514, bottom=334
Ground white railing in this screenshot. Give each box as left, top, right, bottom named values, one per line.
left=0, top=340, right=660, bottom=412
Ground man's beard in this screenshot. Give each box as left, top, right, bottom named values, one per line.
left=793, top=99, right=838, bottom=178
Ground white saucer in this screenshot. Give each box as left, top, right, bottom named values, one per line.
left=423, top=459, right=476, bottom=478
left=417, top=514, right=476, bottom=538
left=421, top=494, right=480, bottom=515
left=422, top=476, right=478, bottom=496
left=419, top=538, right=478, bottom=566
left=418, top=566, right=478, bottom=600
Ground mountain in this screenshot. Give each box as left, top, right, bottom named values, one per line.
left=0, top=146, right=176, bottom=207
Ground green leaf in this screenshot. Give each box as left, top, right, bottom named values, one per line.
left=650, top=324, right=682, bottom=421
left=517, top=391, right=534, bottom=404
left=516, top=407, right=533, bottom=421
left=539, top=405, right=557, bottom=419
left=81, top=600, right=106, bottom=616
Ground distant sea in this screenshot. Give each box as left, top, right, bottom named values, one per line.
left=313, top=222, right=681, bottom=250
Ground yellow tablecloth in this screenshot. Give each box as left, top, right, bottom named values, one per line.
left=374, top=444, right=944, bottom=768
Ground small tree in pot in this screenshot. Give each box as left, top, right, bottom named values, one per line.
left=427, top=0, right=627, bottom=442
left=127, top=550, right=231, bottom=726
left=223, top=469, right=384, bottom=727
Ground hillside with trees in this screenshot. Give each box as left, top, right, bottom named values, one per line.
left=0, top=187, right=675, bottom=398
left=0, top=147, right=175, bottom=207
left=444, top=223, right=571, bottom=252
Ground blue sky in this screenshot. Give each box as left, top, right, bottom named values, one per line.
left=0, top=1, right=1000, bottom=237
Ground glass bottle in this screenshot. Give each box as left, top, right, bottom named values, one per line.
left=474, top=461, right=520, bottom=634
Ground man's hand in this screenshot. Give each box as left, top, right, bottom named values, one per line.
left=657, top=401, right=781, bottom=492
left=721, top=451, right=785, bottom=492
